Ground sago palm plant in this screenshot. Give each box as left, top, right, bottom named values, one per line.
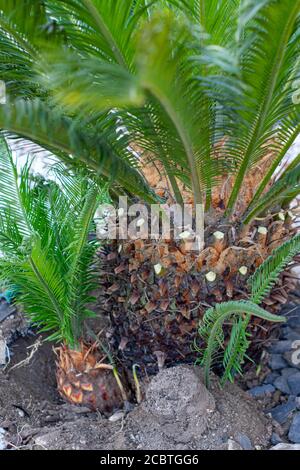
left=0, top=136, right=128, bottom=412
left=0, top=0, right=299, bottom=378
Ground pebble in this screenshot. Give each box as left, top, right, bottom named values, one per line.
left=248, top=384, right=275, bottom=398
left=280, top=327, right=300, bottom=341
left=270, top=398, right=297, bottom=424
left=270, top=443, right=300, bottom=450
left=0, top=338, right=6, bottom=365
left=234, top=433, right=253, bottom=450
left=264, top=372, right=280, bottom=384
left=287, top=372, right=300, bottom=396
left=273, top=376, right=291, bottom=395
left=283, top=351, right=300, bottom=370
left=227, top=439, right=243, bottom=450
left=268, top=354, right=287, bottom=370
left=288, top=413, right=300, bottom=443
left=270, top=433, right=283, bottom=446
left=281, top=367, right=298, bottom=378
left=108, top=410, right=125, bottom=422
left=0, top=428, right=7, bottom=450
left=287, top=310, right=300, bottom=330
left=269, top=341, right=292, bottom=354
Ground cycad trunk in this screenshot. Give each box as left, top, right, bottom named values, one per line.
left=56, top=342, right=128, bottom=414
left=98, top=151, right=298, bottom=374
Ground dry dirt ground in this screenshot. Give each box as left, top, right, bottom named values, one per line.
left=0, top=334, right=272, bottom=450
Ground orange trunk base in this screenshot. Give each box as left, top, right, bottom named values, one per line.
left=55, top=343, right=128, bottom=414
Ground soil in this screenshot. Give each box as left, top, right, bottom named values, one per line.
left=0, top=334, right=272, bottom=450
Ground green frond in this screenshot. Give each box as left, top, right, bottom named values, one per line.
left=221, top=317, right=251, bottom=385
left=0, top=98, right=159, bottom=204
left=227, top=0, right=300, bottom=211
left=199, top=233, right=300, bottom=386
left=249, top=233, right=300, bottom=304
left=243, top=164, right=300, bottom=223
left=0, top=136, right=32, bottom=237
left=198, top=300, right=285, bottom=387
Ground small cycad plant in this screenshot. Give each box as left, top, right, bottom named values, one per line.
left=197, top=233, right=300, bottom=387
left=0, top=136, right=126, bottom=412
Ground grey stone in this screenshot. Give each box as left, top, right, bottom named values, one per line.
left=268, top=354, right=287, bottom=371
left=287, top=372, right=300, bottom=396
left=234, top=433, right=253, bottom=450
left=280, top=327, right=300, bottom=341
left=269, top=341, right=292, bottom=354
left=0, top=428, right=7, bottom=450
left=227, top=439, right=243, bottom=450
left=281, top=367, right=299, bottom=378
left=274, top=376, right=291, bottom=395
left=0, top=302, right=15, bottom=323
left=264, top=371, right=280, bottom=384
left=270, top=433, right=283, bottom=446
left=283, top=351, right=300, bottom=370
left=248, top=384, right=275, bottom=398
left=287, top=308, right=300, bottom=329
left=270, top=398, right=297, bottom=424
left=271, top=443, right=300, bottom=450
left=0, top=338, right=6, bottom=365
left=288, top=413, right=300, bottom=443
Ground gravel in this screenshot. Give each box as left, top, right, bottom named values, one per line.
left=234, top=433, right=253, bottom=450
left=287, top=372, right=300, bottom=396
left=248, top=303, right=300, bottom=447
left=269, top=399, right=297, bottom=425
left=288, top=413, right=300, bottom=443
left=268, top=354, right=288, bottom=370
left=248, top=384, right=275, bottom=398
left=273, top=376, right=291, bottom=395
left=0, top=428, right=7, bottom=450
left=271, top=443, right=300, bottom=450
left=0, top=338, right=6, bottom=366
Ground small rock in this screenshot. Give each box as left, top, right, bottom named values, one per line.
left=271, top=443, right=300, bottom=450
left=0, top=428, right=7, bottom=450
left=234, top=433, right=253, bottom=450
left=248, top=384, right=275, bottom=398
left=273, top=376, right=291, bottom=395
left=108, top=411, right=125, bottom=422
left=35, top=430, right=61, bottom=449
left=0, top=338, right=6, bottom=365
left=280, top=327, right=300, bottom=341
left=270, top=398, right=297, bottom=424
left=287, top=372, right=300, bottom=396
left=287, top=309, right=300, bottom=329
left=281, top=368, right=298, bottom=378
left=283, top=351, right=300, bottom=370
left=264, top=372, right=280, bottom=384
left=227, top=439, right=243, bottom=450
left=269, top=341, right=292, bottom=354
left=268, top=354, right=287, bottom=371
left=270, top=433, right=283, bottom=445
left=288, top=413, right=300, bottom=443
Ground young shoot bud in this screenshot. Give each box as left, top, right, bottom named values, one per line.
left=206, top=271, right=216, bottom=282
left=257, top=226, right=268, bottom=235
left=213, top=231, right=224, bottom=240
left=239, top=266, right=248, bottom=276
left=154, top=263, right=163, bottom=275
left=178, top=230, right=191, bottom=240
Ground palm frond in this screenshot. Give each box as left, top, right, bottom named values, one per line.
left=243, top=164, right=300, bottom=223
left=198, top=300, right=286, bottom=387
left=226, top=0, right=300, bottom=211
left=249, top=233, right=300, bottom=304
